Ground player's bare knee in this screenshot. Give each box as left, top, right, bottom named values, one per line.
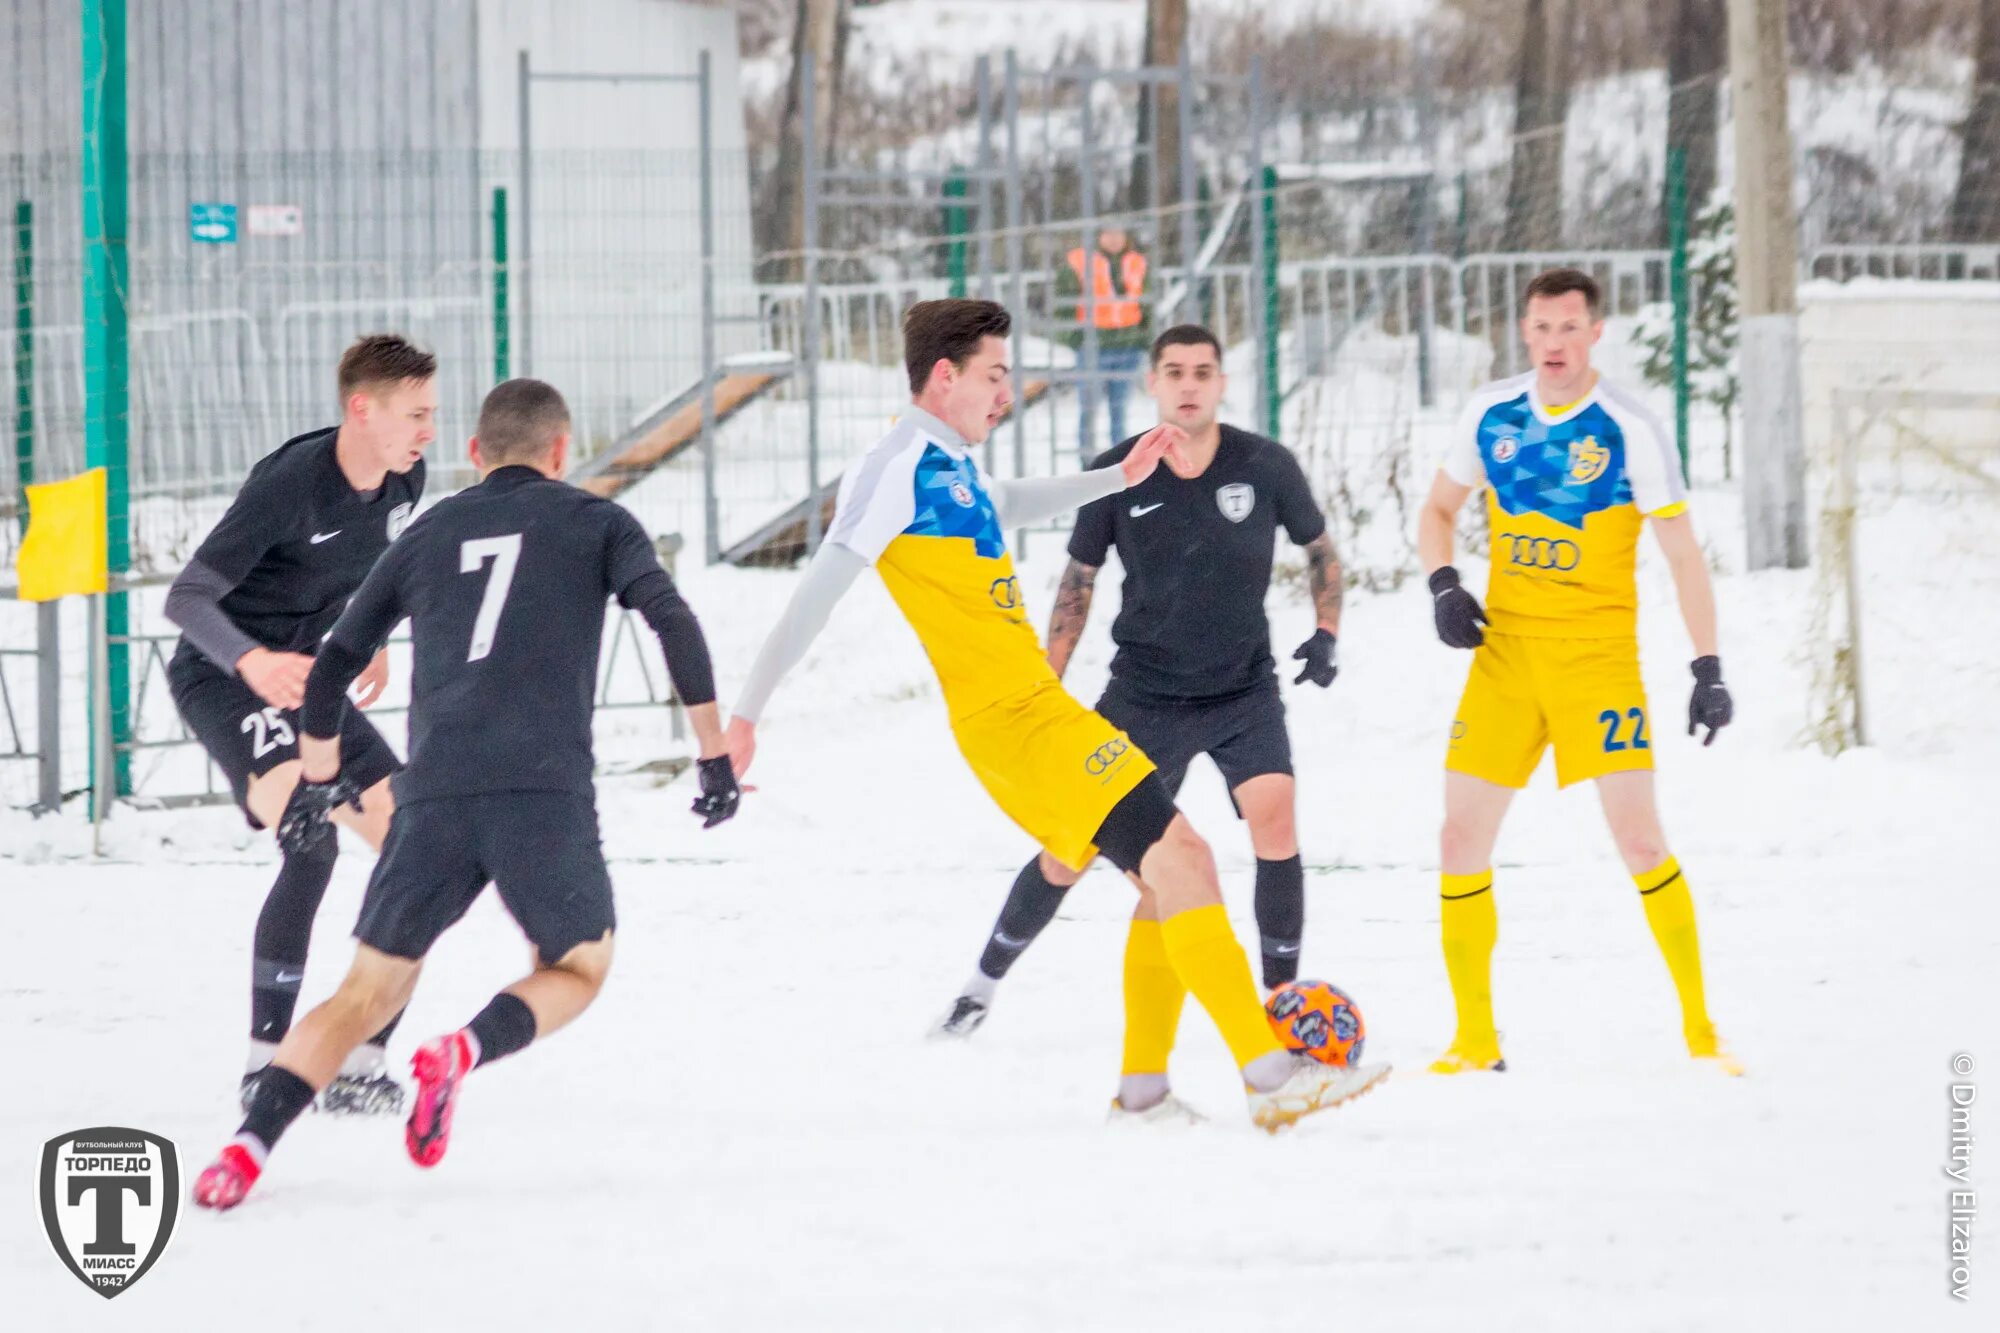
left=545, top=932, right=614, bottom=994
left=1448, top=808, right=1496, bottom=872
left=1246, top=805, right=1297, bottom=859
left=1164, top=814, right=1212, bottom=863
left=333, top=948, right=419, bottom=1026
left=246, top=761, right=303, bottom=833
left=1038, top=849, right=1083, bottom=887
left=1615, top=830, right=1669, bottom=873
left=1147, top=815, right=1216, bottom=885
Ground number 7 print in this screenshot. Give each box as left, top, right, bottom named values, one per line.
left=460, top=534, right=523, bottom=662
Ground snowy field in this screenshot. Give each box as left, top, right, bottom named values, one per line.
left=4, top=457, right=1997, bottom=1329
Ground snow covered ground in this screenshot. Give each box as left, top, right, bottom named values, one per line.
left=5, top=437, right=1998, bottom=1327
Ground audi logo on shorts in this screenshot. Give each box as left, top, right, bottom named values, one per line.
left=1084, top=737, right=1130, bottom=775
left=989, top=577, right=1022, bottom=610
left=1500, top=533, right=1581, bottom=571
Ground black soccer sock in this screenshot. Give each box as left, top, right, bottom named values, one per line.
left=466, top=993, right=538, bottom=1068
left=250, top=840, right=337, bottom=1043
left=365, top=1008, right=404, bottom=1050
left=1255, top=855, right=1306, bottom=989
left=976, top=858, right=1072, bottom=981
left=238, top=1066, right=318, bottom=1153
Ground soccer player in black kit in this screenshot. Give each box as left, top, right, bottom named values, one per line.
left=191, top=378, right=740, bottom=1210
left=164, top=334, right=434, bottom=1115
left=938, top=327, right=1346, bottom=1085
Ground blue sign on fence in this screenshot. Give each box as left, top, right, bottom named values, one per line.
left=189, top=203, right=237, bottom=244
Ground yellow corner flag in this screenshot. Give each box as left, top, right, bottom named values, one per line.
left=15, top=468, right=109, bottom=602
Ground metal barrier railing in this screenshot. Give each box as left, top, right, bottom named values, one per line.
left=111, top=601, right=688, bottom=809
left=0, top=592, right=64, bottom=813
left=1806, top=243, right=2000, bottom=283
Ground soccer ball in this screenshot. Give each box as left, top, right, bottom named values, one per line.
left=1264, top=979, right=1366, bottom=1067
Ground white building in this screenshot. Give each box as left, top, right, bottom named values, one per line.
left=1, top=0, right=754, bottom=497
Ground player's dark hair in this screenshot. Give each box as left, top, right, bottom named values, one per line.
left=1150, top=323, right=1223, bottom=367
left=476, top=378, right=571, bottom=464
left=903, top=299, right=1011, bottom=395
left=1522, top=267, right=1603, bottom=320
left=337, top=333, right=436, bottom=403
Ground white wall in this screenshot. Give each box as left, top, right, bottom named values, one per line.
left=475, top=0, right=758, bottom=453
left=1799, top=281, right=2000, bottom=471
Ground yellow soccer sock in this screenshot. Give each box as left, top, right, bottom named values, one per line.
left=1121, top=920, right=1188, bottom=1076
left=1635, top=857, right=1714, bottom=1041
left=1439, top=870, right=1499, bottom=1046
left=1159, top=903, right=1285, bottom=1069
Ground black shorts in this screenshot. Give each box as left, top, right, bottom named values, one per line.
left=1096, top=677, right=1293, bottom=815
left=354, top=792, right=616, bottom=966
left=167, top=653, right=400, bottom=830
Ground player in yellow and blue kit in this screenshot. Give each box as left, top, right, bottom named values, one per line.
left=727, top=300, right=1389, bottom=1129
left=1417, top=267, right=1740, bottom=1076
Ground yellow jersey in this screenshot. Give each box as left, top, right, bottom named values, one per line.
left=1442, top=372, right=1687, bottom=639
left=824, top=408, right=1055, bottom=719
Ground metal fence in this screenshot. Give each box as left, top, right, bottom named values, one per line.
left=3, top=138, right=760, bottom=570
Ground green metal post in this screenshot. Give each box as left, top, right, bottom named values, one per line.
left=1667, top=146, right=1691, bottom=478
left=13, top=200, right=30, bottom=534
left=492, top=186, right=510, bottom=382
left=1260, top=163, right=1281, bottom=439
left=82, top=0, right=132, bottom=799
left=943, top=174, right=969, bottom=299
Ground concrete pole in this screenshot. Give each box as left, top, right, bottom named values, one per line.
left=698, top=51, right=720, bottom=565
left=1728, top=0, right=1809, bottom=569
left=802, top=52, right=824, bottom=555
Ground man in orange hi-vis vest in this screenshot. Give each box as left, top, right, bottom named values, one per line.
left=1057, top=225, right=1151, bottom=451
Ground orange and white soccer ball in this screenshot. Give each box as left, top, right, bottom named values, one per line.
left=1264, top=979, right=1366, bottom=1067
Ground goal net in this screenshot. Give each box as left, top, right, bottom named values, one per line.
left=1800, top=282, right=2000, bottom=753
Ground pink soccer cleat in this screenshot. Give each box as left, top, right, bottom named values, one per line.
left=405, top=1031, right=475, bottom=1168
left=192, top=1143, right=263, bottom=1211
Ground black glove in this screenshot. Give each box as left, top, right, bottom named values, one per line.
left=275, top=772, right=363, bottom=855
left=690, top=755, right=741, bottom=829
left=1291, top=628, right=1338, bottom=687
left=1429, top=566, right=1488, bottom=649
left=1688, top=656, right=1733, bottom=746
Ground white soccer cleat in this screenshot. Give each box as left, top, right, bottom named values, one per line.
left=1247, top=1059, right=1391, bottom=1133
left=1107, top=1093, right=1209, bottom=1128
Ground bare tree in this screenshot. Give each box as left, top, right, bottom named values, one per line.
left=1953, top=0, right=2000, bottom=240
left=760, top=0, right=850, bottom=278
left=1502, top=0, right=1570, bottom=250
left=1130, top=0, right=1189, bottom=243
left=1664, top=0, right=1726, bottom=237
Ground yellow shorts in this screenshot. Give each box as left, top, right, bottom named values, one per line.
left=951, top=682, right=1158, bottom=871
left=1446, top=633, right=1654, bottom=789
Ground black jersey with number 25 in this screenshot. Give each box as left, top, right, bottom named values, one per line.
left=178, top=427, right=425, bottom=658
left=1069, top=424, right=1326, bottom=703
left=322, top=465, right=675, bottom=803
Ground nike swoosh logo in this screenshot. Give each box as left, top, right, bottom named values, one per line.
left=274, top=971, right=303, bottom=984
left=1130, top=503, right=1164, bottom=517
left=1272, top=944, right=1300, bottom=955
left=309, top=531, right=342, bottom=544
left=993, top=931, right=1028, bottom=949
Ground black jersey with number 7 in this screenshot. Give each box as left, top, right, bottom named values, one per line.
left=320, top=465, right=680, bottom=803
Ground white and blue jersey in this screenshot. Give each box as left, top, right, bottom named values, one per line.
left=1442, top=371, right=1686, bottom=639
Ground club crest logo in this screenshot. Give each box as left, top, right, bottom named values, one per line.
left=1567, top=436, right=1610, bottom=484
left=386, top=501, right=415, bottom=541
left=1216, top=483, right=1255, bottom=523
left=1492, top=436, right=1520, bottom=463
left=949, top=480, right=976, bottom=509
left=40, top=1127, right=180, bottom=1299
